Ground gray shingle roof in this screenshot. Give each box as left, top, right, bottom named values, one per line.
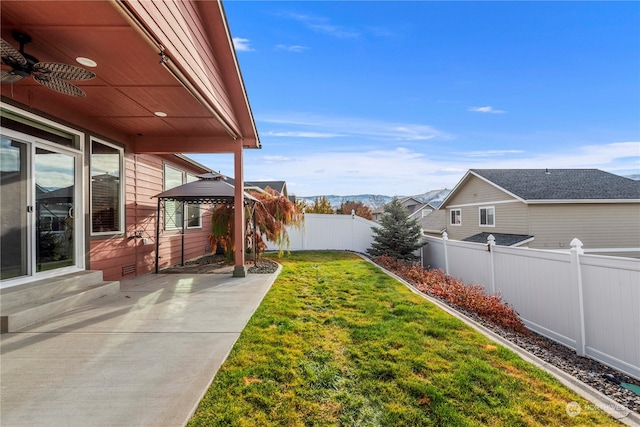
left=471, top=169, right=640, bottom=200
left=463, top=232, right=534, bottom=247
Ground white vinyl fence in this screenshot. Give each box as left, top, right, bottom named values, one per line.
left=265, top=213, right=379, bottom=253
left=422, top=233, right=640, bottom=380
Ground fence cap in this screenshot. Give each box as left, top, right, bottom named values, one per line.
left=570, top=238, right=584, bottom=254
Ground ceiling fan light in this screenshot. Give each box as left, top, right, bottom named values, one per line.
left=154, top=111, right=167, bottom=117
left=76, top=57, right=97, bottom=67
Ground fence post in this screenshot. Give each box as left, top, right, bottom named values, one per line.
left=570, top=238, right=586, bottom=357
left=487, top=234, right=496, bottom=294
left=301, top=208, right=306, bottom=250
left=351, top=209, right=355, bottom=251
left=442, top=231, right=449, bottom=275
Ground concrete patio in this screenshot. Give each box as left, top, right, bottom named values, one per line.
left=0, top=268, right=280, bottom=426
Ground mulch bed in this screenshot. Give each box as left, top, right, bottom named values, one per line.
left=161, top=254, right=278, bottom=274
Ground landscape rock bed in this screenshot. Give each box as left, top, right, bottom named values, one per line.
left=407, top=283, right=640, bottom=415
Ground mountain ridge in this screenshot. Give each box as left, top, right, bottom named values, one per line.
left=297, top=188, right=451, bottom=209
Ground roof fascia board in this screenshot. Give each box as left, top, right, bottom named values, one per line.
left=526, top=199, right=640, bottom=204
left=423, top=228, right=446, bottom=234
left=511, top=237, right=535, bottom=247
left=445, top=199, right=522, bottom=209
left=216, top=0, right=260, bottom=148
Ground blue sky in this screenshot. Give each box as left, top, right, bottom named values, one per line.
left=191, top=1, right=640, bottom=197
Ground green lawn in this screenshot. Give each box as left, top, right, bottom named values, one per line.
left=188, top=251, right=619, bottom=426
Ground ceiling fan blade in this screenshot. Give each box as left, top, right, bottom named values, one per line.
left=1, top=38, right=27, bottom=66
left=1, top=69, right=26, bottom=83
left=34, top=62, right=95, bottom=81
left=33, top=74, right=86, bottom=97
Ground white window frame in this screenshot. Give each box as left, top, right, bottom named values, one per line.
left=479, top=206, right=495, bottom=227
left=450, top=209, right=461, bottom=226
left=163, top=165, right=202, bottom=230
left=90, top=137, right=124, bottom=236
left=185, top=173, right=201, bottom=229
left=163, top=164, right=184, bottom=231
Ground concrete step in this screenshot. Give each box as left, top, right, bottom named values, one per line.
left=1, top=272, right=120, bottom=333
left=1, top=270, right=105, bottom=312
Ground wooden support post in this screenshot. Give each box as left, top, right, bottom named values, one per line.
left=233, top=142, right=247, bottom=277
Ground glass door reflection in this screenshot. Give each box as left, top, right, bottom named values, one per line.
left=35, top=147, right=75, bottom=272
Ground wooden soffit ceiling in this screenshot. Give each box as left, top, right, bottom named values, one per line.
left=0, top=0, right=260, bottom=152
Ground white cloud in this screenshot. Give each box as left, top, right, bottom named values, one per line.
left=284, top=12, right=360, bottom=39
left=256, top=141, right=638, bottom=196
left=463, top=149, right=525, bottom=157
left=191, top=141, right=639, bottom=197
left=275, top=44, right=308, bottom=53
left=232, top=37, right=254, bottom=52
left=264, top=131, right=342, bottom=138
left=258, top=112, right=450, bottom=142
left=468, top=106, right=506, bottom=114
left=262, top=155, right=294, bottom=163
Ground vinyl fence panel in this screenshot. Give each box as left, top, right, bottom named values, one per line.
left=580, top=254, right=640, bottom=378
left=266, top=213, right=379, bottom=253
left=422, top=235, right=640, bottom=380
left=492, top=246, right=577, bottom=349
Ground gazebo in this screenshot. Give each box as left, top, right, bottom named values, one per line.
left=152, top=173, right=258, bottom=276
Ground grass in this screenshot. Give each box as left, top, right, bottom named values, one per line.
left=187, top=251, right=620, bottom=426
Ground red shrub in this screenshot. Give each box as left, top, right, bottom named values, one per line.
left=372, top=256, right=527, bottom=334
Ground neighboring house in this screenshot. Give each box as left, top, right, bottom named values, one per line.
left=0, top=0, right=260, bottom=288
left=372, top=197, right=429, bottom=222
left=439, top=169, right=640, bottom=255
left=419, top=208, right=447, bottom=237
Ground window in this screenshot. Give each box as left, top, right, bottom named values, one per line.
left=450, top=209, right=461, bottom=225
left=91, top=139, right=123, bottom=234
left=479, top=206, right=495, bottom=227
left=164, top=165, right=184, bottom=230
left=186, top=174, right=201, bottom=229
left=163, top=165, right=202, bottom=230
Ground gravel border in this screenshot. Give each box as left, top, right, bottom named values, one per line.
left=365, top=256, right=640, bottom=426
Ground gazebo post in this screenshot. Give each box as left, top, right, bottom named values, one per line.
left=155, top=198, right=161, bottom=274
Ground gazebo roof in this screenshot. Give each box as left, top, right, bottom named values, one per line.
left=153, top=179, right=258, bottom=205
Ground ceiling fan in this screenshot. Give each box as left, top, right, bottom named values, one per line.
left=1, top=30, right=95, bottom=97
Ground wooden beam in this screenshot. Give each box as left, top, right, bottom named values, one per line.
left=133, top=136, right=238, bottom=153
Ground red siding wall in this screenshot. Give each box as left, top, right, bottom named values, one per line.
left=90, top=153, right=212, bottom=281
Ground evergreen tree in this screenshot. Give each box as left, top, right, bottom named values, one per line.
left=367, top=197, right=425, bottom=260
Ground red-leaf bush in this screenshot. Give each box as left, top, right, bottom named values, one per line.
left=373, top=255, right=528, bottom=334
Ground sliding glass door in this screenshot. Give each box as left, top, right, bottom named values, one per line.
left=0, top=131, right=82, bottom=282
left=0, top=138, right=29, bottom=280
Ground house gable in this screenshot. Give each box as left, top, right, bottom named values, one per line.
left=443, top=173, right=521, bottom=208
